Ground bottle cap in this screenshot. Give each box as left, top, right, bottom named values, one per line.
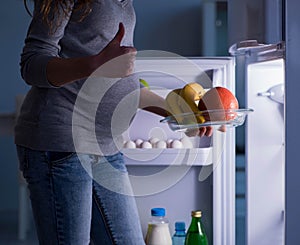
left=151, top=208, right=166, bottom=217
left=175, top=221, right=186, bottom=231
left=191, top=210, right=202, bottom=218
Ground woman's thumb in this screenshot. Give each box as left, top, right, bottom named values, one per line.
left=112, top=23, right=125, bottom=44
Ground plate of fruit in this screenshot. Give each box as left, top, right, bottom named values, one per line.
left=161, top=83, right=253, bottom=131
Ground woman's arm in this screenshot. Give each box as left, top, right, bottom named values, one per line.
left=139, top=87, right=169, bottom=117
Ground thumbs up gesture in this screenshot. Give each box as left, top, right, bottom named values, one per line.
left=94, top=23, right=137, bottom=78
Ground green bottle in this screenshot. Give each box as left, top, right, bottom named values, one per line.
left=185, top=210, right=208, bottom=245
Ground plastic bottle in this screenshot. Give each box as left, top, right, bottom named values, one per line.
left=172, top=221, right=186, bottom=245
left=185, top=210, right=208, bottom=245
left=145, top=208, right=172, bottom=245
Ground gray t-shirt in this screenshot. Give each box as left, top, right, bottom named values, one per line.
left=15, top=0, right=140, bottom=155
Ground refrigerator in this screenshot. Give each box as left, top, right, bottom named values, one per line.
left=121, top=39, right=286, bottom=244
left=121, top=53, right=238, bottom=245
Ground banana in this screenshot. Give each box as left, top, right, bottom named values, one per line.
left=179, top=82, right=206, bottom=124
left=165, top=88, right=185, bottom=124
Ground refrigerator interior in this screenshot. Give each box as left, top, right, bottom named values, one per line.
left=246, top=58, right=285, bottom=245
left=122, top=56, right=236, bottom=244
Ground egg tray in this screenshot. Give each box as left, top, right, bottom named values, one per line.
left=160, top=108, right=254, bottom=132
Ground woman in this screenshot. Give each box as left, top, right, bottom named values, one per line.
left=15, top=0, right=212, bottom=244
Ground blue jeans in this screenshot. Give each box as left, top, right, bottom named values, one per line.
left=16, top=146, right=145, bottom=245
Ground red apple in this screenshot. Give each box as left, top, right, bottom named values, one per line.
left=198, top=86, right=239, bottom=121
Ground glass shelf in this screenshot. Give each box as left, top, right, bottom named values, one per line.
left=160, top=109, right=254, bottom=132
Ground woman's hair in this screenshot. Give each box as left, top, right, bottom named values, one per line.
left=25, top=0, right=93, bottom=32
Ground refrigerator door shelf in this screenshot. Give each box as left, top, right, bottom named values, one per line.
left=122, top=147, right=213, bottom=166
left=229, top=40, right=285, bottom=63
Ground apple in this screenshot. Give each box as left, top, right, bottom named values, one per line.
left=198, top=86, right=239, bottom=121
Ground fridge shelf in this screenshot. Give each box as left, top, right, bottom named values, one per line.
left=160, top=108, right=254, bottom=132
left=122, top=147, right=212, bottom=166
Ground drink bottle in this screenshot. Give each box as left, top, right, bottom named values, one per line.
left=185, top=210, right=208, bottom=245
left=145, top=208, right=172, bottom=245
left=172, top=221, right=186, bottom=245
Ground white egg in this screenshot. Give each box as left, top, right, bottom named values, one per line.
left=155, top=140, right=167, bottom=149
left=124, top=140, right=136, bottom=149
left=166, top=139, right=173, bottom=148
left=149, top=137, right=160, bottom=147
left=141, top=141, right=152, bottom=149
left=171, top=139, right=183, bottom=149
left=180, top=137, right=194, bottom=148
left=135, top=139, right=144, bottom=148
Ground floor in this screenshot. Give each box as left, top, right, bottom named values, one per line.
left=0, top=155, right=246, bottom=245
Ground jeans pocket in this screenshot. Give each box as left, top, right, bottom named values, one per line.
left=47, top=152, right=76, bottom=164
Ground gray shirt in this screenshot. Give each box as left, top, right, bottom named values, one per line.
left=15, top=0, right=140, bottom=155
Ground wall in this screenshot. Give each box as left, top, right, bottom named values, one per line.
left=0, top=1, right=206, bottom=211
left=133, top=0, right=203, bottom=56
left=227, top=0, right=265, bottom=46
left=0, top=0, right=31, bottom=211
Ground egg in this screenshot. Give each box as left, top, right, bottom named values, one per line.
left=180, top=137, right=193, bottom=148
left=170, top=140, right=183, bottom=149
left=141, top=141, right=152, bottom=149
left=166, top=139, right=173, bottom=148
left=155, top=140, right=167, bottom=149
left=123, top=140, right=136, bottom=149
left=135, top=139, right=144, bottom=148
left=149, top=137, right=160, bottom=147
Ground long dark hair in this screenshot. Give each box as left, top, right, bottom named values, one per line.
left=24, top=0, right=93, bottom=32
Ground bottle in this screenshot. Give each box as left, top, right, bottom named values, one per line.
left=145, top=208, right=172, bottom=245
left=185, top=210, right=208, bottom=245
left=172, top=221, right=186, bottom=245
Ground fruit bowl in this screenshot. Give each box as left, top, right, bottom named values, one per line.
left=160, top=108, right=254, bottom=132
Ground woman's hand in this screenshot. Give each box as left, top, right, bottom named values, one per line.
left=185, top=126, right=213, bottom=137
left=93, top=23, right=137, bottom=78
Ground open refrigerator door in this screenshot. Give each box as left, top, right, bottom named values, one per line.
left=230, top=40, right=285, bottom=245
